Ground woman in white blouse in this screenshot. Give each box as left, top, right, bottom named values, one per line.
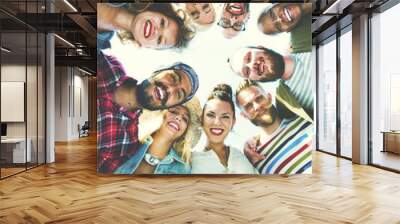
left=191, top=84, right=258, bottom=174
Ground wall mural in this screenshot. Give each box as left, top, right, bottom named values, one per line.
left=97, top=2, right=313, bottom=175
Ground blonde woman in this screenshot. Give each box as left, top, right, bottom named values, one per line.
left=98, top=3, right=195, bottom=50
left=191, top=84, right=258, bottom=174
left=114, top=97, right=201, bottom=174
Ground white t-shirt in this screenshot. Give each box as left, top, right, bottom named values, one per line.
left=191, top=146, right=258, bottom=174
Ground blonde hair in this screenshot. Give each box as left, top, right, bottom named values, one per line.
left=235, top=79, right=266, bottom=108
left=173, top=3, right=217, bottom=32
left=138, top=97, right=202, bottom=163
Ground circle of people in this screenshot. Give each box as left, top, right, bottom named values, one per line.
left=97, top=3, right=313, bottom=175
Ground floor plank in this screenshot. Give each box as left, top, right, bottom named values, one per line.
left=1, top=135, right=400, bottom=224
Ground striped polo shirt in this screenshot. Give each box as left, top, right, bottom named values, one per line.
left=284, top=52, right=313, bottom=113
left=255, top=117, right=313, bottom=175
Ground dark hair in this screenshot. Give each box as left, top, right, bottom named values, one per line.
left=121, top=3, right=195, bottom=49
left=203, top=84, right=236, bottom=120
left=257, top=8, right=273, bottom=35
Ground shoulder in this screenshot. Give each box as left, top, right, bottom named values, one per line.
left=282, top=117, right=313, bottom=133
left=290, top=52, right=311, bottom=62
left=284, top=116, right=311, bottom=126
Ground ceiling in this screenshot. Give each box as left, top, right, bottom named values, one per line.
left=0, top=0, right=96, bottom=73
left=311, top=0, right=391, bottom=43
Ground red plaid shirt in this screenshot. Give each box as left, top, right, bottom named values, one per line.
left=97, top=51, right=141, bottom=173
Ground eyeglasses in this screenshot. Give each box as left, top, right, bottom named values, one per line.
left=217, top=19, right=246, bottom=32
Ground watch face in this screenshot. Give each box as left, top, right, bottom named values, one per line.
left=97, top=2, right=313, bottom=175
left=145, top=153, right=160, bottom=166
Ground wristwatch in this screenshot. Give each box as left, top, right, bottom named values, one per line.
left=144, top=153, right=161, bottom=166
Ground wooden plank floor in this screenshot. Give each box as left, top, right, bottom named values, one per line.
left=1, top=135, right=400, bottom=224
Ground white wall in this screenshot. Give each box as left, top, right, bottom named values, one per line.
left=54, top=67, right=89, bottom=141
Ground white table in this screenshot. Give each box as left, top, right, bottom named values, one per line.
left=1, top=138, right=31, bottom=163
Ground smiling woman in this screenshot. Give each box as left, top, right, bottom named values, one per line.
left=114, top=98, right=202, bottom=174
left=97, top=3, right=195, bottom=50
left=191, top=84, right=258, bottom=174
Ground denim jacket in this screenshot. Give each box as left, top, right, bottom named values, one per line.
left=114, top=136, right=191, bottom=174
left=98, top=31, right=114, bottom=50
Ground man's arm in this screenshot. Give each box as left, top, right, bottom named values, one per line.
left=97, top=51, right=133, bottom=97
left=97, top=109, right=140, bottom=173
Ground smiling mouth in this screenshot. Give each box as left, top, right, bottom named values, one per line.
left=254, top=58, right=266, bottom=76
left=154, top=86, right=167, bottom=104
left=144, top=20, right=153, bottom=39
left=210, top=128, right=224, bottom=136
left=283, top=7, right=293, bottom=22
left=258, top=61, right=265, bottom=75
left=228, top=3, right=244, bottom=15
left=168, top=121, right=180, bottom=132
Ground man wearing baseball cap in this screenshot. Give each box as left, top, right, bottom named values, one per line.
left=97, top=50, right=199, bottom=173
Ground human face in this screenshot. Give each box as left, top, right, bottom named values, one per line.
left=132, top=11, right=178, bottom=49
left=159, top=106, right=189, bottom=140
left=202, top=99, right=235, bottom=145
left=185, top=3, right=215, bottom=25
left=137, top=70, right=192, bottom=110
left=230, top=47, right=284, bottom=82
left=219, top=3, right=250, bottom=39
left=259, top=4, right=303, bottom=34
left=237, top=86, right=276, bottom=127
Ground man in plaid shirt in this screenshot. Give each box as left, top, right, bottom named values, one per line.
left=97, top=51, right=199, bottom=173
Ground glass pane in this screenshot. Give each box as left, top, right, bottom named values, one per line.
left=38, top=33, right=45, bottom=165
left=340, top=29, right=352, bottom=158
left=317, top=38, right=337, bottom=154
left=371, top=4, right=400, bottom=171
left=1, top=30, right=27, bottom=177
left=27, top=32, right=38, bottom=169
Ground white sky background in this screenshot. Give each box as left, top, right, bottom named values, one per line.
left=106, top=3, right=291, bottom=152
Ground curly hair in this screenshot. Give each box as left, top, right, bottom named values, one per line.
left=116, top=3, right=195, bottom=49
